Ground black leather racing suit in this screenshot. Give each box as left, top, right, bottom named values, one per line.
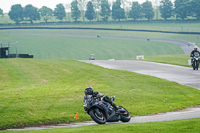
left=190, top=50, right=200, bottom=64
left=103, top=96, right=118, bottom=110
left=84, top=91, right=118, bottom=110
left=190, top=50, right=200, bottom=57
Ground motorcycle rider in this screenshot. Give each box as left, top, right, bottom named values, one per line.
left=89, top=54, right=95, bottom=60
left=84, top=87, right=118, bottom=110
left=191, top=46, right=200, bottom=57
left=190, top=46, right=200, bottom=64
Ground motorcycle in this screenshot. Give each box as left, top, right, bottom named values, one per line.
left=191, top=52, right=200, bottom=70
left=83, top=92, right=131, bottom=124
left=89, top=54, right=95, bottom=60
left=89, top=57, right=95, bottom=60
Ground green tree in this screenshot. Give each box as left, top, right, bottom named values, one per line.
left=0, top=8, right=3, bottom=16
left=24, top=4, right=40, bottom=23
left=128, top=2, right=142, bottom=20
left=54, top=4, right=66, bottom=21
left=78, top=0, right=87, bottom=21
left=8, top=4, right=24, bottom=24
left=39, top=6, right=53, bottom=22
left=71, top=0, right=81, bottom=22
left=100, top=0, right=111, bottom=21
left=121, top=0, right=131, bottom=20
left=85, top=1, right=95, bottom=21
left=174, top=0, right=189, bottom=20
left=141, top=0, right=154, bottom=20
left=112, top=0, right=125, bottom=21
left=190, top=0, right=200, bottom=20
left=91, top=0, right=101, bottom=21
left=159, top=0, right=173, bottom=20
left=66, top=4, right=72, bottom=21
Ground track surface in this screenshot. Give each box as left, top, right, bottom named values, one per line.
left=7, top=106, right=200, bottom=131
left=82, top=60, right=200, bottom=90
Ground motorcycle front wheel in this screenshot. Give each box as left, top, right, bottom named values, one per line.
left=118, top=106, right=131, bottom=122
left=196, top=61, right=199, bottom=70
left=192, top=61, right=196, bottom=70
left=89, top=108, right=106, bottom=124
left=193, top=61, right=199, bottom=70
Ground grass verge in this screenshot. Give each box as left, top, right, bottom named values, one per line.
left=0, top=29, right=184, bottom=59
left=138, top=54, right=191, bottom=67
left=0, top=59, right=200, bottom=130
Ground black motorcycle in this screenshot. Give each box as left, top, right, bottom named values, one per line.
left=89, top=54, right=95, bottom=60
left=191, top=52, right=200, bottom=70
left=83, top=92, right=131, bottom=124
left=89, top=57, right=95, bottom=60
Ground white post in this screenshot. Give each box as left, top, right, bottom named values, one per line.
left=188, top=59, right=191, bottom=65
left=16, top=41, right=18, bottom=58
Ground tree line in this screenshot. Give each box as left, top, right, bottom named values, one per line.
left=1, top=0, right=200, bottom=24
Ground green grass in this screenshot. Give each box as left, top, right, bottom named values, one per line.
left=0, top=29, right=185, bottom=59
left=0, top=59, right=200, bottom=130
left=2, top=118, right=200, bottom=133
left=43, top=23, right=200, bottom=33
left=0, top=26, right=199, bottom=131
left=140, top=54, right=191, bottom=67
left=1, top=29, right=199, bottom=51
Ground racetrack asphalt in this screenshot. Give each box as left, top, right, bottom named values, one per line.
left=7, top=106, right=200, bottom=131
left=81, top=60, right=200, bottom=90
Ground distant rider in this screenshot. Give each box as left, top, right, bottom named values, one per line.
left=191, top=46, right=200, bottom=57
left=84, top=87, right=118, bottom=110
left=190, top=46, right=200, bottom=64
left=89, top=54, right=95, bottom=60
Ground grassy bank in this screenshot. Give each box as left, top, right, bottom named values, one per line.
left=41, top=23, right=200, bottom=33
left=141, top=54, right=191, bottom=67
left=0, top=29, right=184, bottom=59
left=0, top=59, right=200, bottom=129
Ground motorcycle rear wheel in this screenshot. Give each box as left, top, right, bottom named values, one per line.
left=89, top=108, right=106, bottom=124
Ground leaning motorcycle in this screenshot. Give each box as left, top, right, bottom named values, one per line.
left=83, top=92, right=131, bottom=124
left=191, top=52, right=200, bottom=70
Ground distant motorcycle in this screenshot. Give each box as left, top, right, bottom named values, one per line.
left=89, top=54, right=95, bottom=60
left=83, top=92, right=131, bottom=124
left=89, top=57, right=95, bottom=60
left=191, top=52, right=200, bottom=70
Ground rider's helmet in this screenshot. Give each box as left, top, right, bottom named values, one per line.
left=194, top=46, right=198, bottom=51
left=84, top=87, right=93, bottom=95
